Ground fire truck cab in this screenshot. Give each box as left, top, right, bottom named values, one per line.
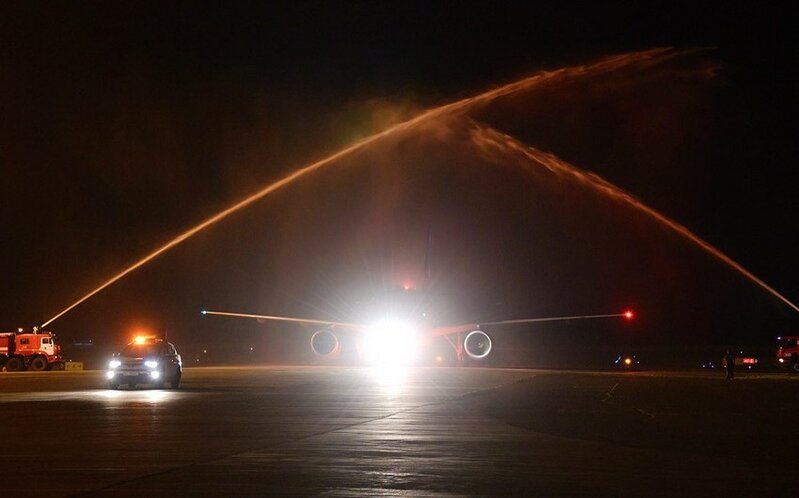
left=777, top=336, right=799, bottom=373
left=0, top=331, right=63, bottom=372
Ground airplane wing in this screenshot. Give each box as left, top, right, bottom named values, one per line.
left=203, top=310, right=631, bottom=337
left=202, top=309, right=479, bottom=338
left=201, top=310, right=370, bottom=332
left=428, top=312, right=630, bottom=337
left=480, top=312, right=629, bottom=326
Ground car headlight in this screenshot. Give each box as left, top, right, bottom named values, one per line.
left=109, top=360, right=121, bottom=369
left=144, top=360, right=158, bottom=369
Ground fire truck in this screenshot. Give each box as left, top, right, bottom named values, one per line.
left=0, top=330, right=64, bottom=371
left=777, top=336, right=799, bottom=373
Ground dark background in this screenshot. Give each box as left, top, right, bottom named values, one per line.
left=1, top=2, right=796, bottom=367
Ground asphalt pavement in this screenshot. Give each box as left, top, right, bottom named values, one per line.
left=1, top=366, right=798, bottom=496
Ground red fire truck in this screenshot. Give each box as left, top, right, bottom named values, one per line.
left=0, top=330, right=64, bottom=371
left=777, top=336, right=799, bottom=373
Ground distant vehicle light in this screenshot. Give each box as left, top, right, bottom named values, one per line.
left=624, top=357, right=632, bottom=366
left=144, top=360, right=158, bottom=369
left=624, top=310, right=634, bottom=320
left=150, top=370, right=161, bottom=379
left=742, top=358, right=757, bottom=365
left=106, top=371, right=115, bottom=379
left=779, top=358, right=785, bottom=363
left=109, top=360, right=121, bottom=369
left=133, top=336, right=147, bottom=344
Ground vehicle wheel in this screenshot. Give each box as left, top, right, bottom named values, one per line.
left=791, top=361, right=799, bottom=373
left=170, top=371, right=182, bottom=389
left=29, top=356, right=48, bottom=371
left=5, top=357, right=24, bottom=372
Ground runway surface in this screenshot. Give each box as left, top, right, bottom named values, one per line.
left=2, top=366, right=798, bottom=496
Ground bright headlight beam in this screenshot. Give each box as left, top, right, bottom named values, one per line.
left=362, top=319, right=419, bottom=366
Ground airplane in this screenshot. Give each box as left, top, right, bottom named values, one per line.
left=200, top=230, right=634, bottom=366
left=200, top=308, right=634, bottom=366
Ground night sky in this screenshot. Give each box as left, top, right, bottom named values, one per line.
left=1, top=2, right=797, bottom=363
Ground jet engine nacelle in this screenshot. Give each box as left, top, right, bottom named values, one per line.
left=464, top=330, right=492, bottom=360
left=310, top=329, right=341, bottom=358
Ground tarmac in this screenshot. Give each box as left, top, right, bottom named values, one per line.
left=1, top=366, right=798, bottom=496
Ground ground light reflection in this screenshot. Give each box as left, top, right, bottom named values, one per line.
left=369, top=366, right=411, bottom=396
left=0, top=389, right=182, bottom=404
left=95, top=389, right=175, bottom=404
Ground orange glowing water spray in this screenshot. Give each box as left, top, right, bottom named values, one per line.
left=470, top=124, right=799, bottom=313
left=39, top=47, right=797, bottom=327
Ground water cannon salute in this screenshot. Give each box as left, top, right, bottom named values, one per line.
left=1, top=4, right=797, bottom=495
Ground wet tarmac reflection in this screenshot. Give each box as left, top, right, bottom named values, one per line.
left=0, top=388, right=186, bottom=405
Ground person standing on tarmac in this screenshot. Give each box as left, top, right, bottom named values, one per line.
left=724, top=348, right=736, bottom=380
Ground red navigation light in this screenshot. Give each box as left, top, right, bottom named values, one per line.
left=624, top=310, right=634, bottom=321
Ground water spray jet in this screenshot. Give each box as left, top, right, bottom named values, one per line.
left=469, top=123, right=799, bottom=314
left=41, top=47, right=787, bottom=328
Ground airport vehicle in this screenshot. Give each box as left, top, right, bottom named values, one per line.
left=703, top=352, right=761, bottom=372
left=202, top=308, right=634, bottom=366
left=106, top=336, right=182, bottom=389
left=735, top=354, right=759, bottom=371
left=0, top=330, right=63, bottom=371
left=776, top=336, right=799, bottom=372
left=612, top=353, right=641, bottom=370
